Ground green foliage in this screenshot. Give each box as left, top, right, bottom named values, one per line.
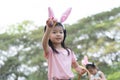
left=107, top=72, right=120, bottom=80
left=0, top=6, right=120, bottom=80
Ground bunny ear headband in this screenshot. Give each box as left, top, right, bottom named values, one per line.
left=81, top=55, right=93, bottom=66
left=48, top=7, right=72, bottom=23
left=79, top=56, right=92, bottom=80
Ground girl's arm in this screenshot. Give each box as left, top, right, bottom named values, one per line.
left=99, top=71, right=106, bottom=80
left=72, top=61, right=88, bottom=75
left=42, top=18, right=56, bottom=53
left=42, top=27, right=51, bottom=53
left=72, top=61, right=91, bottom=80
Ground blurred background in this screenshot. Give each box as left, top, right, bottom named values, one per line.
left=0, top=0, right=120, bottom=80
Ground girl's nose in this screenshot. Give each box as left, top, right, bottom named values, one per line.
left=56, top=32, right=61, bottom=35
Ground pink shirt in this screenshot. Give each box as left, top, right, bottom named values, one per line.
left=44, top=47, right=77, bottom=80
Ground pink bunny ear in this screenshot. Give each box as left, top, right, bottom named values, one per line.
left=60, top=8, right=72, bottom=23
left=84, top=56, right=88, bottom=65
left=48, top=7, right=55, bottom=18
left=81, top=56, right=89, bottom=66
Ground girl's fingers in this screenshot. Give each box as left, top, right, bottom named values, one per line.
left=46, top=17, right=57, bottom=28
left=46, top=18, right=54, bottom=27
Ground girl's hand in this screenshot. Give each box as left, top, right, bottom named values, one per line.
left=78, top=66, right=88, bottom=75
left=80, top=68, right=86, bottom=75
left=46, top=17, right=57, bottom=28
left=78, top=66, right=91, bottom=79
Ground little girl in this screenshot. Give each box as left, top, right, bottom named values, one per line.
left=42, top=16, right=88, bottom=80
left=86, top=63, right=106, bottom=80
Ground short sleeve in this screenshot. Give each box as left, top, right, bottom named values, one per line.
left=44, top=47, right=53, bottom=59
left=71, top=50, right=77, bottom=63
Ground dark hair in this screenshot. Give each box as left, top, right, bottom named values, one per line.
left=44, top=22, right=70, bottom=55
left=86, top=62, right=96, bottom=69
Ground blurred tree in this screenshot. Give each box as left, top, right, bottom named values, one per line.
left=0, top=7, right=120, bottom=80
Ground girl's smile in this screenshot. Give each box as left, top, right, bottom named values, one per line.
left=50, top=26, right=64, bottom=44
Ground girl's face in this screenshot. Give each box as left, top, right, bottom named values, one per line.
left=88, top=67, right=97, bottom=75
left=49, top=26, right=64, bottom=44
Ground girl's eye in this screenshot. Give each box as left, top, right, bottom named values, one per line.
left=53, top=32, right=56, bottom=34
left=60, top=31, right=63, bottom=34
